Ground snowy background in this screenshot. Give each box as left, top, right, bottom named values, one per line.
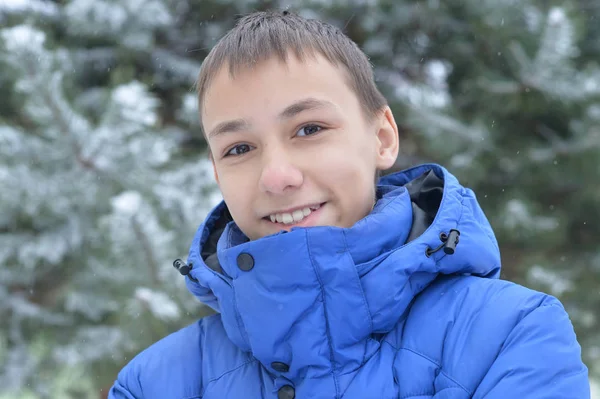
left=0, top=0, right=599, bottom=397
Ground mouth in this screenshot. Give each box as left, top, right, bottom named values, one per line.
left=263, top=202, right=327, bottom=228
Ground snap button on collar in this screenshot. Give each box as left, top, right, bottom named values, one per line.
left=271, top=362, right=290, bottom=372
left=278, top=385, right=295, bottom=399
left=236, top=253, right=254, bottom=271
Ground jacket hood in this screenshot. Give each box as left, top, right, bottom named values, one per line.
left=183, top=163, right=501, bottom=380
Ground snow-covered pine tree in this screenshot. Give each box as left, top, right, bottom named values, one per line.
left=0, top=0, right=219, bottom=396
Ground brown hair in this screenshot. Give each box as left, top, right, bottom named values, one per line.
left=195, top=10, right=387, bottom=132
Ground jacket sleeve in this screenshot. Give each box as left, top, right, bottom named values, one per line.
left=107, top=378, right=139, bottom=399
left=107, top=363, right=145, bottom=399
left=104, top=318, right=209, bottom=399
left=473, top=301, right=590, bottom=398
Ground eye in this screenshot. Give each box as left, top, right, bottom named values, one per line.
left=296, top=124, right=323, bottom=137
left=225, top=143, right=253, bottom=157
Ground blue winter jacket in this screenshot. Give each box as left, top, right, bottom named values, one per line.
left=109, top=164, right=590, bottom=398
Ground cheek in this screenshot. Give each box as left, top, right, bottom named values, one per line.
left=315, top=156, right=375, bottom=200
left=309, top=136, right=375, bottom=185
left=216, top=169, right=252, bottom=212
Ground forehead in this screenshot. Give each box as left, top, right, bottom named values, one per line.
left=201, top=54, right=359, bottom=126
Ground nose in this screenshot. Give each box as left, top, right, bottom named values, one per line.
left=258, top=152, right=303, bottom=195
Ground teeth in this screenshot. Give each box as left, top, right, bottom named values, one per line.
left=282, top=213, right=293, bottom=224
left=292, top=209, right=304, bottom=221
left=269, top=204, right=321, bottom=225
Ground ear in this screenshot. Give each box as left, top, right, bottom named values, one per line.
left=375, top=106, right=399, bottom=171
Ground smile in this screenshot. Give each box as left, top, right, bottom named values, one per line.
left=265, top=203, right=325, bottom=225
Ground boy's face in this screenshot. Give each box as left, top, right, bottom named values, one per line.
left=202, top=53, right=399, bottom=240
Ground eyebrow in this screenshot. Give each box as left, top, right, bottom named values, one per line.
left=207, top=119, right=250, bottom=139
left=207, top=97, right=336, bottom=139
left=278, top=97, right=336, bottom=120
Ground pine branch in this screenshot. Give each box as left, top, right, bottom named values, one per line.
left=530, top=124, right=600, bottom=162
left=36, top=74, right=154, bottom=196
left=40, top=85, right=98, bottom=172
left=130, top=216, right=160, bottom=288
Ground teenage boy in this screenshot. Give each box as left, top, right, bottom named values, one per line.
left=109, top=10, right=589, bottom=399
